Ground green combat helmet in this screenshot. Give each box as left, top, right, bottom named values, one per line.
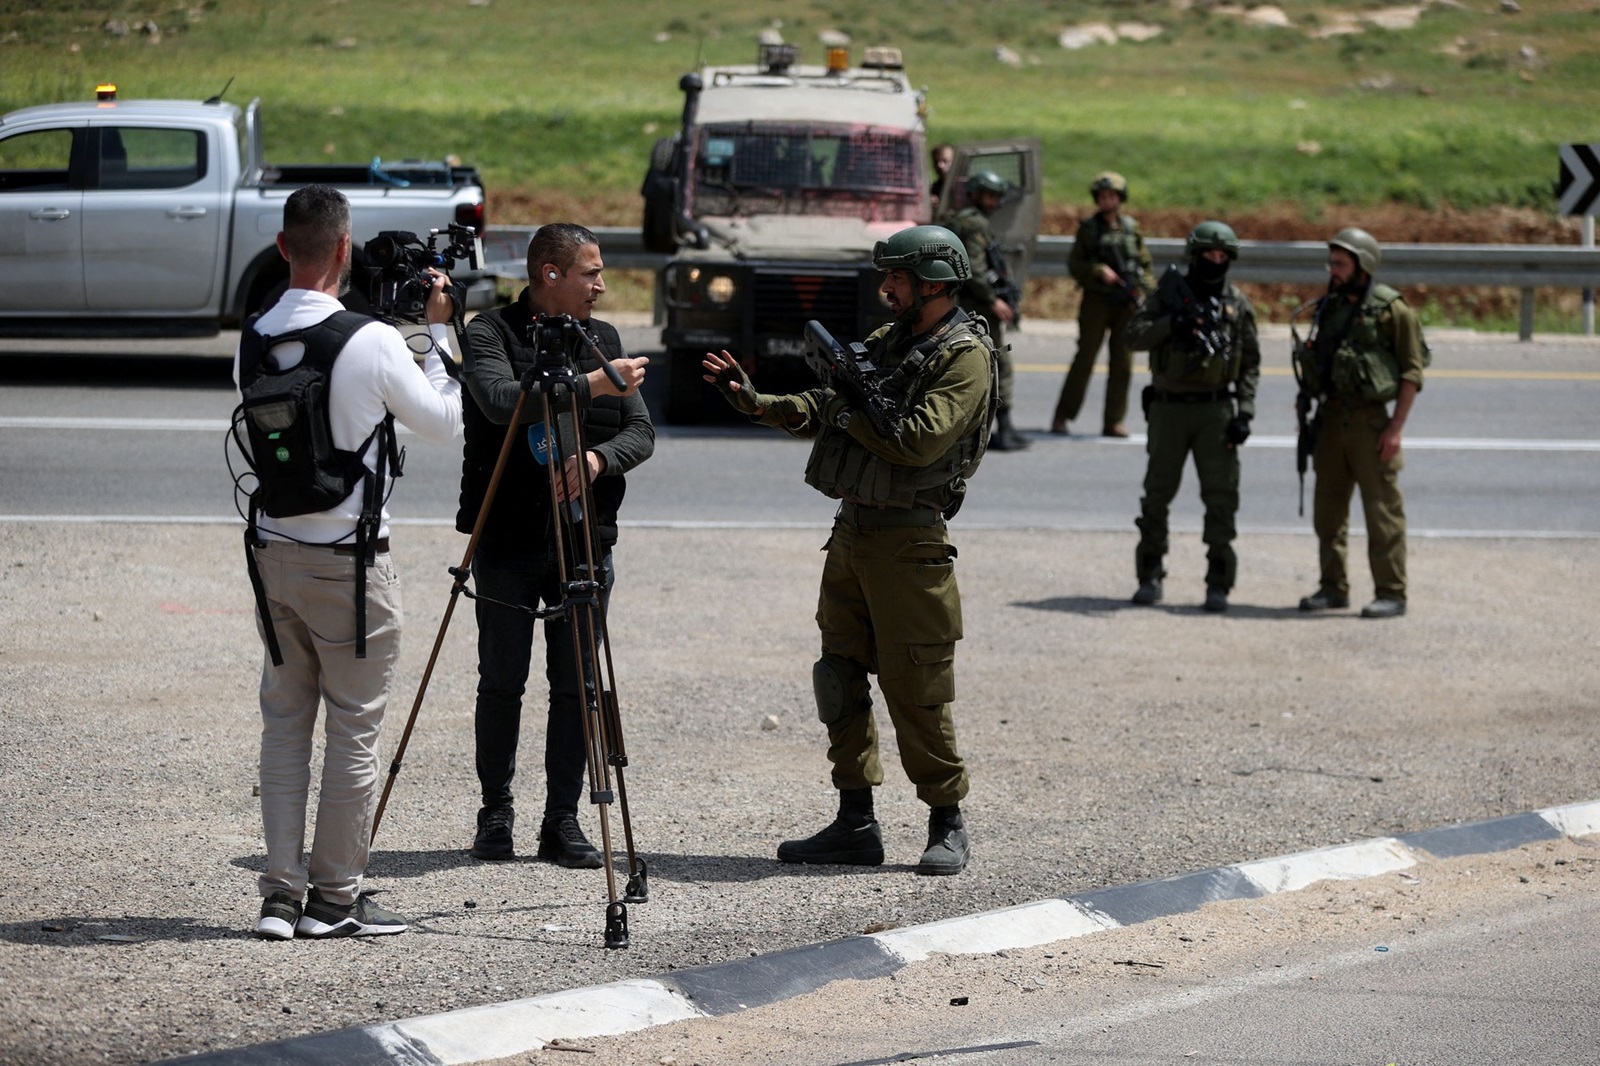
left=872, top=224, right=972, bottom=283
left=1186, top=220, right=1240, bottom=261
left=967, top=170, right=1007, bottom=197
left=1089, top=170, right=1129, bottom=200
left=1328, top=226, right=1381, bottom=275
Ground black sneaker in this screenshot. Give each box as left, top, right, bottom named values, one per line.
left=777, top=815, right=885, bottom=866
left=1131, top=578, right=1163, bottom=606
left=295, top=889, right=407, bottom=938
left=537, top=815, right=603, bottom=869
left=1360, top=598, right=1407, bottom=619
left=471, top=804, right=516, bottom=860
left=1298, top=590, right=1350, bottom=611
left=1203, top=587, right=1229, bottom=613
left=254, top=890, right=301, bottom=941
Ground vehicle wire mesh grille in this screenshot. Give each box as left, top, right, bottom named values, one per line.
left=754, top=271, right=860, bottom=338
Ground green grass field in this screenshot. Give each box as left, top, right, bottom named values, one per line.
left=5, top=0, right=1595, bottom=210
left=4, top=0, right=1597, bottom=329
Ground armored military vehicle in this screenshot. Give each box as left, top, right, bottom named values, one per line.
left=641, top=43, right=1039, bottom=421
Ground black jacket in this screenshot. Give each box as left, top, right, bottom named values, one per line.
left=456, top=293, right=654, bottom=548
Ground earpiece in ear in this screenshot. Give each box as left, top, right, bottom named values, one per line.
left=547, top=271, right=558, bottom=280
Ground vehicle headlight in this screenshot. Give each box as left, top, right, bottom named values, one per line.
left=706, top=275, right=737, bottom=306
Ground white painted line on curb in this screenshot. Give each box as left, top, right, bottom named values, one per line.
left=389, top=980, right=703, bottom=1063
left=1540, top=800, right=1600, bottom=838
left=870, top=898, right=1117, bottom=963
left=1237, top=837, right=1416, bottom=895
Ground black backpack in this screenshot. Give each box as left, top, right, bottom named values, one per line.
left=231, top=310, right=401, bottom=664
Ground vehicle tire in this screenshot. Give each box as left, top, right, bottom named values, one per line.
left=642, top=137, right=680, bottom=255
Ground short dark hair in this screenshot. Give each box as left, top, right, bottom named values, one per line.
left=526, top=223, right=598, bottom=279
left=282, top=184, right=350, bottom=264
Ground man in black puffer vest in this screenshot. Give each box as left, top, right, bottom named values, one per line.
left=458, top=224, right=653, bottom=866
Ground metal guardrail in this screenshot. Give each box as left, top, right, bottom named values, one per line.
left=480, top=226, right=1600, bottom=340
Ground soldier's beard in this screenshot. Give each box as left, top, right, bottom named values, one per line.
left=337, top=259, right=352, bottom=298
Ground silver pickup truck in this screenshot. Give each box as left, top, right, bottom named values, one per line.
left=0, top=87, right=493, bottom=336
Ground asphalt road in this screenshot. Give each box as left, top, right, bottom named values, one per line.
left=2, top=316, right=1598, bottom=536
left=2, top=319, right=1599, bottom=1065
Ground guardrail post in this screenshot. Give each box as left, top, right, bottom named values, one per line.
left=1584, top=215, right=1595, bottom=337
left=1519, top=288, right=1534, bottom=342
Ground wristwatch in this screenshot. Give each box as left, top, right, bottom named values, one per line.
left=834, top=409, right=852, bottom=429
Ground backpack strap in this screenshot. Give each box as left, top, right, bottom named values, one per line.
left=235, top=313, right=288, bottom=666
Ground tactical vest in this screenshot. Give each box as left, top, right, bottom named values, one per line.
left=1299, top=283, right=1428, bottom=403
left=455, top=305, right=630, bottom=548
left=1087, top=212, right=1142, bottom=266
left=803, top=312, right=997, bottom=518
left=1151, top=285, right=1248, bottom=389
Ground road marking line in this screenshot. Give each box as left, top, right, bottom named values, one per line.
left=5, top=417, right=1599, bottom=452
left=1014, top=362, right=1600, bottom=381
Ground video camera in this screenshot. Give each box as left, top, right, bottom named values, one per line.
left=363, top=224, right=483, bottom=322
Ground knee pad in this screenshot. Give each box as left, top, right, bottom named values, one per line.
left=812, top=655, right=863, bottom=726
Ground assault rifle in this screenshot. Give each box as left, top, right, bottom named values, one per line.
left=1155, top=265, right=1227, bottom=375
left=803, top=320, right=901, bottom=439
left=985, top=241, right=1023, bottom=326
left=1104, top=243, right=1146, bottom=306
left=1289, top=298, right=1323, bottom=517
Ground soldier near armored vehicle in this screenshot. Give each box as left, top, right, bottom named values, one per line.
left=700, top=224, right=997, bottom=876
left=1125, top=222, right=1261, bottom=613
left=1051, top=171, right=1154, bottom=438
left=939, top=170, right=1027, bottom=450
left=1294, top=227, right=1426, bottom=620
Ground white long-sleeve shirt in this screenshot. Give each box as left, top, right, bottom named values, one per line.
left=233, top=289, right=463, bottom=544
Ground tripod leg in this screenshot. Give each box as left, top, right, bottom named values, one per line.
left=542, top=385, right=639, bottom=948
left=371, top=387, right=534, bottom=845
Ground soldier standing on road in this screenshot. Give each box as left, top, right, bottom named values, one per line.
left=1051, top=171, right=1154, bottom=438
left=939, top=170, right=1027, bottom=450
left=1125, top=222, right=1260, bottom=613
left=1296, top=228, right=1426, bottom=619
left=700, top=224, right=996, bottom=876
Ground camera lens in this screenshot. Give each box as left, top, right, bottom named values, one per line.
left=365, top=235, right=401, bottom=269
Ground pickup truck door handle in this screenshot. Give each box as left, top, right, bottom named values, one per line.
left=28, top=208, right=72, bottom=221
left=166, top=207, right=209, bottom=219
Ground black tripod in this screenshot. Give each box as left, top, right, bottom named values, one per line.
left=370, top=313, right=647, bottom=949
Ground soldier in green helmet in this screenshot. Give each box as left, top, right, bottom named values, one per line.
left=938, top=170, right=1028, bottom=450
left=701, top=224, right=997, bottom=876
left=1052, top=171, right=1154, bottom=438
left=1295, top=227, right=1426, bottom=619
left=1125, top=221, right=1261, bottom=612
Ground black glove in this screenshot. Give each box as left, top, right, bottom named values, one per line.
left=1225, top=414, right=1252, bottom=447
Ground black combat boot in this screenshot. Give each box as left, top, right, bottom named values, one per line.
left=777, top=787, right=884, bottom=866
left=917, top=804, right=969, bottom=875
left=1132, top=555, right=1164, bottom=606
left=1203, top=558, right=1231, bottom=612
left=990, top=407, right=1031, bottom=451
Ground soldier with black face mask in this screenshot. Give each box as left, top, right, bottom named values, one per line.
left=1124, top=221, right=1260, bottom=613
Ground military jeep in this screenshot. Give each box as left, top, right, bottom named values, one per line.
left=641, top=43, right=1040, bottom=423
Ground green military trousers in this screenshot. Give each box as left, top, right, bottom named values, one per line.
left=813, top=515, right=969, bottom=808
left=1053, top=294, right=1136, bottom=430
left=1134, top=397, right=1240, bottom=590
left=1311, top=398, right=1407, bottom=603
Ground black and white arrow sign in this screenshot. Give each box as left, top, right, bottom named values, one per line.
left=1558, top=144, right=1600, bottom=217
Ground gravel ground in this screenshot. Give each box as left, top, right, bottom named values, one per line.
left=1, top=520, right=1597, bottom=1064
